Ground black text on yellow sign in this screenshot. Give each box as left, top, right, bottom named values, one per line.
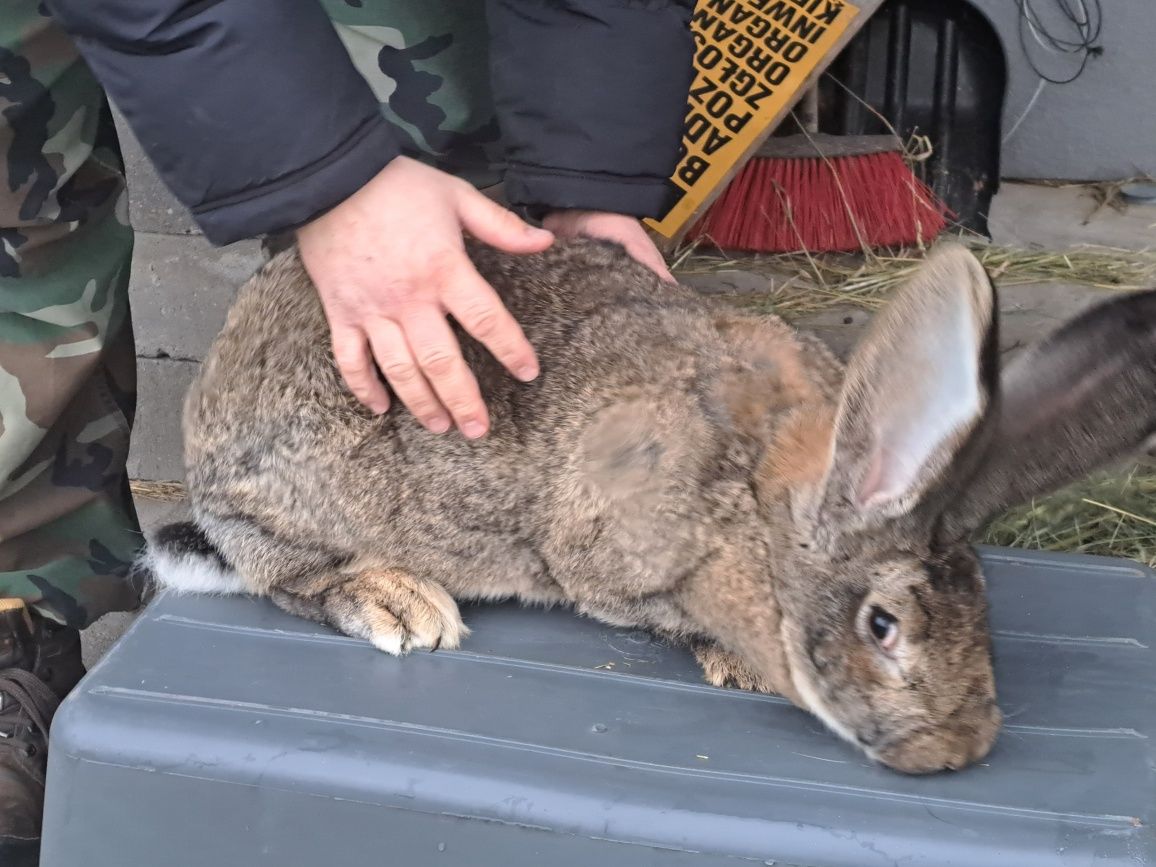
left=645, top=0, right=861, bottom=241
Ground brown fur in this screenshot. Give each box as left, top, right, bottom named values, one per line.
left=693, top=641, right=776, bottom=693
left=159, top=237, right=1156, bottom=775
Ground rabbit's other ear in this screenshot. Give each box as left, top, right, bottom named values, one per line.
left=814, top=243, right=999, bottom=534
left=941, top=287, right=1156, bottom=538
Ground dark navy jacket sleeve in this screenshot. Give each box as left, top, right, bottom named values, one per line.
left=487, top=0, right=695, bottom=220
left=43, top=0, right=402, bottom=246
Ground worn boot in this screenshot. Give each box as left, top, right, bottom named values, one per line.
left=0, top=599, right=86, bottom=866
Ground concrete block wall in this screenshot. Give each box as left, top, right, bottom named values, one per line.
left=970, top=0, right=1156, bottom=182
left=116, top=110, right=264, bottom=481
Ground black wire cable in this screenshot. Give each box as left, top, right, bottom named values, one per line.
left=1017, top=0, right=1103, bottom=85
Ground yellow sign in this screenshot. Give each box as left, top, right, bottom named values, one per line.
left=645, top=0, right=862, bottom=241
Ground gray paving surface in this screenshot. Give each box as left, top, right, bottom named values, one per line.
left=987, top=182, right=1156, bottom=252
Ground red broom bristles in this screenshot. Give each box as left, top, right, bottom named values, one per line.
left=686, top=150, right=951, bottom=254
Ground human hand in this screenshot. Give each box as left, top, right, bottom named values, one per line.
left=296, top=156, right=554, bottom=438
left=542, top=209, right=674, bottom=282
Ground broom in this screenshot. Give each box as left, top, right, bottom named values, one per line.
left=684, top=86, right=951, bottom=254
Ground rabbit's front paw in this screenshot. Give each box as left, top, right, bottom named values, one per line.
left=321, top=569, right=468, bottom=655
left=694, top=642, right=777, bottom=694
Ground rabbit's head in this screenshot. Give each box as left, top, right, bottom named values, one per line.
left=754, top=243, right=1156, bottom=774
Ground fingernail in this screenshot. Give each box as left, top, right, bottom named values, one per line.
left=371, top=402, right=389, bottom=415
left=462, top=420, right=486, bottom=439
left=516, top=364, right=539, bottom=382
left=427, top=416, right=451, bottom=434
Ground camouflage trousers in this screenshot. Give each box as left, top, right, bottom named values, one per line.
left=1, top=2, right=503, bottom=629
left=0, top=8, right=141, bottom=629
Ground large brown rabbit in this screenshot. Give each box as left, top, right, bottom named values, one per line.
left=146, top=238, right=1156, bottom=774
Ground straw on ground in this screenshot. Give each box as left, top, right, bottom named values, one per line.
left=673, top=240, right=1156, bottom=318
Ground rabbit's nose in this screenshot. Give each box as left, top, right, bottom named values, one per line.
left=874, top=703, right=1002, bottom=775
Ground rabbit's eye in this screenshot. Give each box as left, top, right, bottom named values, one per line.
left=869, top=607, right=899, bottom=652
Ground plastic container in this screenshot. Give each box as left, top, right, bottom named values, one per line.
left=42, top=546, right=1156, bottom=866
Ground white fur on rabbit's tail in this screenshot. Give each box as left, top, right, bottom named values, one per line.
left=142, top=521, right=248, bottom=595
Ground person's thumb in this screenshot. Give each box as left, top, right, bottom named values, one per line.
left=457, top=188, right=554, bottom=254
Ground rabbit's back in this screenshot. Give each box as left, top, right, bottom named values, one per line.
left=183, top=239, right=840, bottom=613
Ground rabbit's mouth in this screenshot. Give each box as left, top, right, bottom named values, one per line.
left=868, top=701, right=1002, bottom=774
left=787, top=648, right=1001, bottom=774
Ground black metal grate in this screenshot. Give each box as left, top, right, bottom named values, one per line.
left=822, top=0, right=1007, bottom=235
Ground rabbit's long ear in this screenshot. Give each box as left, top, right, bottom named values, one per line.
left=941, top=287, right=1156, bottom=539
left=814, top=243, right=999, bottom=534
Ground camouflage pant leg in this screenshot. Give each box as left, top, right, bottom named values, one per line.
left=0, top=4, right=142, bottom=629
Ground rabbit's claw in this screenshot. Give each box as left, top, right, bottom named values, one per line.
left=326, top=569, right=468, bottom=656
left=694, top=642, right=777, bottom=695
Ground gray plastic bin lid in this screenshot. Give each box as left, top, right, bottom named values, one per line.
left=43, top=547, right=1156, bottom=866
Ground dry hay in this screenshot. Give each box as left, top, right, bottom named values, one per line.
left=981, top=461, right=1156, bottom=568
left=129, top=479, right=187, bottom=502
left=672, top=239, right=1156, bottom=318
